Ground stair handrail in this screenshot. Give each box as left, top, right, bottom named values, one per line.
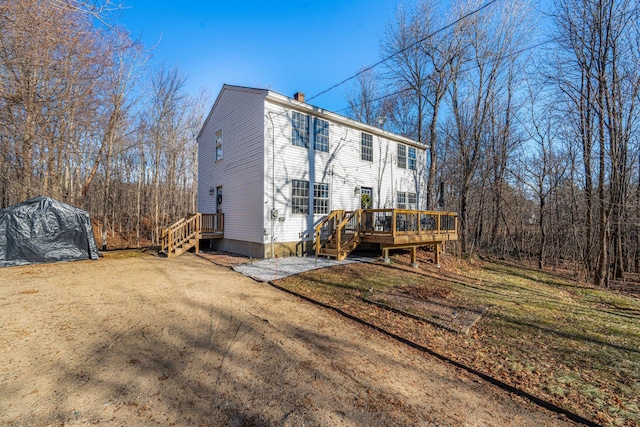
left=314, top=210, right=345, bottom=254
left=162, top=214, right=200, bottom=256
left=334, top=209, right=362, bottom=260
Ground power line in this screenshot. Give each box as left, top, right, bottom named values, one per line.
left=306, top=0, right=502, bottom=104
left=330, top=38, right=556, bottom=116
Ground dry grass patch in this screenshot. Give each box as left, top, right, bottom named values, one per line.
left=275, top=254, right=640, bottom=427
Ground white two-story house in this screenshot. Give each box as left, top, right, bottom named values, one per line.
left=197, top=84, right=428, bottom=258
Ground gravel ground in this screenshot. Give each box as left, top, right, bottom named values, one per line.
left=233, top=255, right=374, bottom=282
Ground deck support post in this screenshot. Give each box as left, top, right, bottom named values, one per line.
left=411, top=246, right=418, bottom=268
left=434, top=243, right=441, bottom=268
left=383, top=247, right=390, bottom=264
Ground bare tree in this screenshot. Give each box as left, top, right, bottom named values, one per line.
left=552, top=0, right=640, bottom=286
left=446, top=0, right=533, bottom=252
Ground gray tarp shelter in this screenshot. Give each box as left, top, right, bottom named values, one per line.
left=0, top=196, right=99, bottom=267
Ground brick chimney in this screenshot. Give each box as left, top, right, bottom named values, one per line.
left=293, top=92, right=305, bottom=102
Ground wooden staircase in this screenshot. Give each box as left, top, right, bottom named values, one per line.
left=315, top=210, right=362, bottom=261
left=160, top=213, right=223, bottom=258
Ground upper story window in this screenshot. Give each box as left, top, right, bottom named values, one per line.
left=408, top=147, right=417, bottom=170
left=314, top=118, right=329, bottom=152
left=291, top=179, right=309, bottom=214
left=215, top=130, right=223, bottom=161
left=361, top=132, right=373, bottom=162
left=397, top=143, right=417, bottom=170
left=292, top=112, right=309, bottom=148
left=397, top=143, right=406, bottom=169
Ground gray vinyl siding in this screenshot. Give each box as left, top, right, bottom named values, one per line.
left=198, top=86, right=266, bottom=243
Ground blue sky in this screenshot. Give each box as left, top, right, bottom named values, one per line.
left=115, top=0, right=402, bottom=112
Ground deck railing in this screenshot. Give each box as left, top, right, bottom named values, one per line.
left=200, top=213, right=224, bottom=234
left=161, top=213, right=198, bottom=255
left=316, top=208, right=457, bottom=260
left=314, top=209, right=349, bottom=254
left=161, top=213, right=224, bottom=257
left=359, top=209, right=458, bottom=236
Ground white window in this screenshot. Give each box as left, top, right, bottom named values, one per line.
left=408, top=192, right=417, bottom=209
left=215, top=130, right=223, bottom=161
left=314, top=183, right=329, bottom=214
left=292, top=112, right=309, bottom=148
left=361, top=133, right=373, bottom=162
left=397, top=143, right=406, bottom=169
left=408, top=147, right=416, bottom=170
left=291, top=180, right=309, bottom=214
left=397, top=192, right=407, bottom=209
left=314, top=118, right=329, bottom=152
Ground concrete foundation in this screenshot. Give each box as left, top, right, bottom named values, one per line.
left=204, top=238, right=314, bottom=259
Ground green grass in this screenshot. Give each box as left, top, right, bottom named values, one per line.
left=276, top=258, right=640, bottom=427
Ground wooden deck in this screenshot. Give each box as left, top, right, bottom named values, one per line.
left=315, top=209, right=458, bottom=263
left=161, top=213, right=223, bottom=258
left=162, top=209, right=457, bottom=263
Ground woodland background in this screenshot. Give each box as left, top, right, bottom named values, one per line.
left=1, top=0, right=639, bottom=287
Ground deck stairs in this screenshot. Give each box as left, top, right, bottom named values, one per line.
left=160, top=213, right=223, bottom=258
left=315, top=210, right=362, bottom=261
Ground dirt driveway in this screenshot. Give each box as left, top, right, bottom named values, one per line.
left=0, top=253, right=576, bottom=426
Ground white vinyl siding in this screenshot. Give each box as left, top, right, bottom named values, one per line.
left=264, top=96, right=425, bottom=245
left=199, top=85, right=427, bottom=256
left=197, top=86, right=266, bottom=243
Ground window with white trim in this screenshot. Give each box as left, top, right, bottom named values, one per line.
left=408, top=147, right=416, bottom=170
left=361, top=132, right=373, bottom=162
left=397, top=143, right=406, bottom=169
left=291, top=180, right=309, bottom=214
left=397, top=192, right=407, bottom=209
left=314, top=183, right=329, bottom=214
left=292, top=112, right=309, bottom=148
left=215, top=130, right=223, bottom=161
left=314, top=118, right=329, bottom=152
left=408, top=192, right=417, bottom=209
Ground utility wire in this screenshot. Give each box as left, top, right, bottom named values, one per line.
left=306, top=0, right=502, bottom=104
left=330, top=38, right=556, bottom=116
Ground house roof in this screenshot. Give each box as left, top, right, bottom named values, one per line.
left=198, top=84, right=426, bottom=150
